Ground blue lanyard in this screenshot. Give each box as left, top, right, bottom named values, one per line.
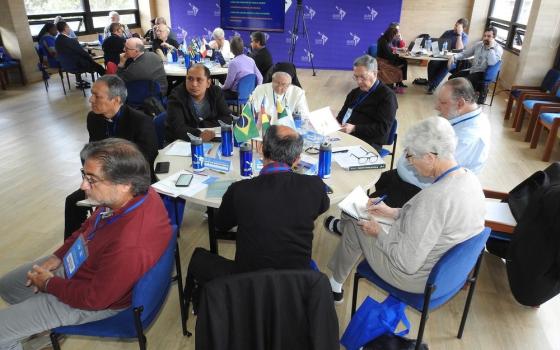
left=451, top=112, right=480, bottom=126
left=86, top=194, right=147, bottom=241
left=350, top=80, right=380, bottom=109
left=433, top=165, right=461, bottom=183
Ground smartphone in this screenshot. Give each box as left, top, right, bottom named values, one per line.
left=175, top=174, right=194, bottom=187
left=155, top=162, right=170, bottom=174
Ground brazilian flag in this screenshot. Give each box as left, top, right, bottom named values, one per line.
left=261, top=113, right=271, bottom=136
left=277, top=100, right=288, bottom=119
left=234, top=103, right=260, bottom=143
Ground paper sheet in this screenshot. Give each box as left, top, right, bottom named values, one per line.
left=151, top=170, right=209, bottom=198
left=485, top=201, right=517, bottom=226
left=411, top=37, right=423, bottom=53
left=308, top=107, right=341, bottom=136
left=333, top=146, right=385, bottom=169
left=338, top=186, right=395, bottom=229
left=164, top=141, right=191, bottom=157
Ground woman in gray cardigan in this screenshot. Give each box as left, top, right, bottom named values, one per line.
left=328, top=116, right=486, bottom=302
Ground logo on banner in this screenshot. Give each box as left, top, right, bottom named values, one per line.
left=285, top=0, right=292, bottom=12
left=333, top=6, right=346, bottom=20
left=214, top=3, right=220, bottom=16
left=301, top=49, right=314, bottom=62
left=346, top=32, right=361, bottom=46
left=304, top=5, right=316, bottom=20
left=187, top=2, right=199, bottom=16
left=364, top=6, right=378, bottom=21
left=315, top=32, right=328, bottom=46
left=286, top=30, right=299, bottom=44
left=263, top=32, right=270, bottom=42
left=203, top=27, right=213, bottom=41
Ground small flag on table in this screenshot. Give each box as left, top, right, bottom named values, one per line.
left=234, top=102, right=260, bottom=143
left=277, top=99, right=288, bottom=119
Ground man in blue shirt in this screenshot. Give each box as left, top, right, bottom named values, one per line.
left=426, top=18, right=469, bottom=94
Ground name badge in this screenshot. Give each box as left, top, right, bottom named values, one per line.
left=205, top=157, right=231, bottom=173
left=63, top=235, right=89, bottom=278
left=342, top=108, right=353, bottom=124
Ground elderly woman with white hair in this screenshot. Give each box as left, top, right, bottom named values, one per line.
left=327, top=116, right=486, bottom=302
left=103, top=11, right=132, bottom=39
left=209, top=27, right=233, bottom=59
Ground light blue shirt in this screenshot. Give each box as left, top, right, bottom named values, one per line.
left=396, top=107, right=490, bottom=189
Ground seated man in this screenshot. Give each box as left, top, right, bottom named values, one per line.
left=103, top=11, right=132, bottom=39
left=248, top=31, right=273, bottom=78
left=327, top=117, right=485, bottom=302
left=208, top=27, right=233, bottom=60
left=117, top=37, right=168, bottom=94
left=166, top=63, right=232, bottom=142
left=448, top=26, right=503, bottom=104
left=187, top=125, right=330, bottom=284
left=0, top=138, right=172, bottom=349
left=153, top=17, right=177, bottom=42
left=153, top=24, right=179, bottom=61
left=426, top=18, right=469, bottom=94
left=250, top=71, right=310, bottom=125
left=55, top=21, right=106, bottom=87
left=221, top=36, right=263, bottom=100
left=102, top=23, right=126, bottom=66
left=336, top=55, right=398, bottom=152
left=64, top=75, right=159, bottom=238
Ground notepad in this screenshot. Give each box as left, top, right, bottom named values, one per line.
left=485, top=201, right=517, bottom=227
left=338, top=186, right=395, bottom=228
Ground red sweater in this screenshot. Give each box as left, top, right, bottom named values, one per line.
left=48, top=188, right=171, bottom=310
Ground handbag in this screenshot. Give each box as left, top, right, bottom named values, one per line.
left=340, top=295, right=410, bottom=350
left=363, top=333, right=429, bottom=350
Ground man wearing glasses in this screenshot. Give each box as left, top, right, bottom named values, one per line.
left=336, top=55, right=398, bottom=153
left=117, top=37, right=168, bottom=94
left=64, top=75, right=159, bottom=239
left=166, top=63, right=232, bottom=142
left=0, top=139, right=171, bottom=350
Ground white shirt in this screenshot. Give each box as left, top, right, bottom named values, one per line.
left=209, top=39, right=233, bottom=59
left=249, top=83, right=310, bottom=125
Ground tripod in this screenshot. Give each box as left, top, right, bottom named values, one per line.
left=288, top=0, right=316, bottom=76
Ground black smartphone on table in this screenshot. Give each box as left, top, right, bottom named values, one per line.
left=155, top=162, right=170, bottom=174
left=175, top=174, right=194, bottom=187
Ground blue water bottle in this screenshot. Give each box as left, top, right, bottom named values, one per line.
left=318, top=142, right=332, bottom=179
left=293, top=111, right=302, bottom=130
left=190, top=136, right=205, bottom=172
left=220, top=122, right=233, bottom=157
left=425, top=37, right=432, bottom=53
left=239, top=142, right=253, bottom=177
left=98, top=33, right=104, bottom=45
left=442, top=41, right=448, bottom=54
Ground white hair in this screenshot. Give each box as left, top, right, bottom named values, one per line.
left=109, top=11, right=119, bottom=18
left=403, top=117, right=458, bottom=160
left=212, top=27, right=225, bottom=39
left=53, top=16, right=64, bottom=24
left=272, top=71, right=292, bottom=84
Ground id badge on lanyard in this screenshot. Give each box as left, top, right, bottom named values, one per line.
left=63, top=235, right=89, bottom=278
left=342, top=108, right=353, bottom=124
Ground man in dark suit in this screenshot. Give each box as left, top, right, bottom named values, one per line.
left=186, top=125, right=330, bottom=284
left=337, top=55, right=398, bottom=152
left=248, top=31, right=273, bottom=78
left=102, top=22, right=126, bottom=66
left=63, top=75, right=158, bottom=238
left=54, top=21, right=105, bottom=87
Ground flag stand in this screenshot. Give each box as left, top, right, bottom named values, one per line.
left=288, top=0, right=316, bottom=76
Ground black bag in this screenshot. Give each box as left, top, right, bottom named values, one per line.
left=364, top=334, right=429, bottom=350
left=142, top=96, right=166, bottom=118
left=412, top=78, right=429, bottom=86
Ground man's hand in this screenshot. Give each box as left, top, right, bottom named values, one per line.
left=447, top=56, right=455, bottom=70
left=118, top=52, right=127, bottom=67
left=357, top=219, right=381, bottom=237
left=41, top=255, right=62, bottom=271
left=26, top=265, right=54, bottom=293
left=340, top=123, right=355, bottom=134
left=200, top=130, right=216, bottom=142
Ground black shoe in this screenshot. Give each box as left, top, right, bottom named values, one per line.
left=426, top=86, right=435, bottom=95
left=333, top=289, right=344, bottom=304
left=397, top=82, right=408, bottom=88
left=324, top=216, right=342, bottom=236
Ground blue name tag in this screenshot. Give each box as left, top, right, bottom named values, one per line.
left=63, top=235, right=89, bottom=278
left=205, top=157, right=231, bottom=173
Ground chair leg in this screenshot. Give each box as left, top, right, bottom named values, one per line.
left=351, top=272, right=361, bottom=316
left=182, top=271, right=196, bottom=337
left=530, top=120, right=544, bottom=149
left=458, top=252, right=485, bottom=338
left=175, top=243, right=191, bottom=336
left=515, top=107, right=528, bottom=132
left=524, top=109, right=541, bottom=142
left=58, top=69, right=66, bottom=95
left=133, top=306, right=147, bottom=350
left=390, top=134, right=397, bottom=170
left=49, top=332, right=61, bottom=350
left=504, top=96, right=515, bottom=120
left=0, top=70, right=7, bottom=89
left=489, top=78, right=498, bottom=106
left=542, top=120, right=560, bottom=162
left=416, top=284, right=434, bottom=350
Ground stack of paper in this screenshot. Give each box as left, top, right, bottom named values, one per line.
left=151, top=170, right=209, bottom=198
left=163, top=141, right=214, bottom=157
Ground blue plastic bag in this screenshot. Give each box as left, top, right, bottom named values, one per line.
left=341, top=295, right=410, bottom=350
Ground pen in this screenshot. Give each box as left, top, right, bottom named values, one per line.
left=332, top=150, right=348, bottom=154
left=373, top=195, right=387, bottom=205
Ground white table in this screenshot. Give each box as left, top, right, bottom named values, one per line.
left=164, top=61, right=228, bottom=77
left=154, top=131, right=384, bottom=253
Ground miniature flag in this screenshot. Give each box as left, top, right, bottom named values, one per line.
left=234, top=103, right=260, bottom=143
left=277, top=99, right=288, bottom=119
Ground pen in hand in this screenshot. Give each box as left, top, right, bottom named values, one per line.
left=372, top=195, right=387, bottom=206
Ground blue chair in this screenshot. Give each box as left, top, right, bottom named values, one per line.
left=505, top=68, right=560, bottom=121
left=351, top=227, right=491, bottom=350
left=514, top=85, right=560, bottom=139
left=530, top=110, right=560, bottom=161
left=125, top=80, right=164, bottom=112
left=378, top=119, right=397, bottom=170
left=35, top=45, right=64, bottom=93
left=367, top=44, right=378, bottom=57
left=153, top=111, right=167, bottom=149
left=481, top=60, right=502, bottom=106
left=49, top=225, right=189, bottom=349
left=225, top=73, right=257, bottom=115
left=0, top=46, right=25, bottom=89
left=57, top=52, right=95, bottom=97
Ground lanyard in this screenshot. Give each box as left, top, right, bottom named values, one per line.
left=433, top=165, right=461, bottom=184
left=350, top=80, right=379, bottom=109
left=272, top=89, right=287, bottom=109
left=451, top=112, right=480, bottom=127
left=86, top=194, right=147, bottom=241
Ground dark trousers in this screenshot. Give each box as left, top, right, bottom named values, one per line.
left=427, top=60, right=450, bottom=89
left=64, top=189, right=88, bottom=240
left=449, top=69, right=487, bottom=104
left=370, top=169, right=422, bottom=208
left=222, top=89, right=239, bottom=100
left=392, top=57, right=408, bottom=81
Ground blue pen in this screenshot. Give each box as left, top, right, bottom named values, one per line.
left=373, top=195, right=387, bottom=206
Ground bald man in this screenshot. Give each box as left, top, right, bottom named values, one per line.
left=186, top=125, right=330, bottom=285
left=117, top=37, right=168, bottom=93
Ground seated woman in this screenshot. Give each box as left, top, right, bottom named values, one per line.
left=153, top=24, right=179, bottom=61
left=377, top=26, right=408, bottom=93
left=102, top=23, right=126, bottom=66
left=208, top=27, right=233, bottom=60
left=221, top=36, right=263, bottom=100
left=326, top=117, right=485, bottom=302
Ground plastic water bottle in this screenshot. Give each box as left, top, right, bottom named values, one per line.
left=318, top=142, right=332, bottom=179
left=239, top=143, right=253, bottom=177
left=425, top=38, right=432, bottom=53
left=442, top=41, right=448, bottom=54
left=166, top=50, right=173, bottom=64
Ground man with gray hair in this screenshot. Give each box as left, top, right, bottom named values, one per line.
left=103, top=11, right=131, bottom=38
left=185, top=125, right=329, bottom=286
left=249, top=70, right=310, bottom=125
left=0, top=138, right=172, bottom=350
left=117, top=37, right=168, bottom=93
left=209, top=27, right=233, bottom=59
left=336, top=55, right=398, bottom=152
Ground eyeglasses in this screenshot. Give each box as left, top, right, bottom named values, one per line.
left=81, top=168, right=104, bottom=186
left=124, top=47, right=136, bottom=51
left=353, top=74, right=372, bottom=82
left=351, top=152, right=378, bottom=164
left=405, top=152, right=438, bottom=163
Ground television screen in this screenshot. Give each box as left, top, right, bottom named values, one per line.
left=220, top=0, right=285, bottom=32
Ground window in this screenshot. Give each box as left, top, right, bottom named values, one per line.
left=24, top=0, right=139, bottom=38
left=487, top=0, right=533, bottom=53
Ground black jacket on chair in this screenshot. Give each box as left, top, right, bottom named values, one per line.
left=195, top=269, right=339, bottom=350
left=55, top=34, right=97, bottom=71
left=102, top=34, right=126, bottom=65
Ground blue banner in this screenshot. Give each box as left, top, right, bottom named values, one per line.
left=170, top=0, right=402, bottom=70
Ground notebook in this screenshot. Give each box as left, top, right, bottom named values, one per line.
left=337, top=186, right=395, bottom=229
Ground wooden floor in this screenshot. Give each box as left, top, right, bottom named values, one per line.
left=0, top=64, right=559, bottom=349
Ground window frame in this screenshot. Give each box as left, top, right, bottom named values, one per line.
left=26, top=0, right=140, bottom=39
left=486, top=0, right=530, bottom=55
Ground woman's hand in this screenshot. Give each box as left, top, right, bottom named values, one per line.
left=367, top=198, right=397, bottom=218
left=358, top=219, right=381, bottom=237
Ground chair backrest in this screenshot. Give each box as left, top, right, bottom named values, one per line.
left=236, top=73, right=257, bottom=102
left=367, top=44, right=378, bottom=58
left=385, top=118, right=398, bottom=146
left=125, top=80, right=162, bottom=108
left=484, top=60, right=502, bottom=82
left=0, top=46, right=14, bottom=62
left=266, top=62, right=302, bottom=88
left=106, top=61, right=118, bottom=74
left=427, top=227, right=491, bottom=299
left=540, top=69, right=560, bottom=92
left=153, top=111, right=167, bottom=149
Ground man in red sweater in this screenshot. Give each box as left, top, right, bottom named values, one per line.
left=0, top=138, right=171, bottom=349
